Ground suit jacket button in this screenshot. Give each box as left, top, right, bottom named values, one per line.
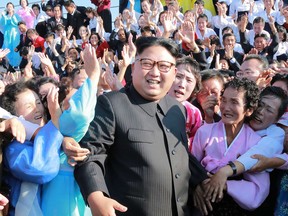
left=166, top=128, right=170, bottom=133
left=175, top=173, right=180, bottom=179
left=177, top=197, right=181, bottom=202
left=172, top=150, right=176, bottom=155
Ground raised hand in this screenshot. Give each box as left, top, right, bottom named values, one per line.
left=83, top=44, right=100, bottom=83
left=46, top=86, right=61, bottom=129
left=104, top=68, right=124, bottom=91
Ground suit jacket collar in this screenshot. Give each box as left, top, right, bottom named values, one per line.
left=127, top=84, right=169, bottom=117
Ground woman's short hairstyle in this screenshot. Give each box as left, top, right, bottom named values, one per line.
left=222, top=77, right=260, bottom=111
left=176, top=57, right=202, bottom=94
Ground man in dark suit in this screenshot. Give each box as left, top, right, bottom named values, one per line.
left=206, top=33, right=244, bottom=74
left=14, top=21, right=32, bottom=53
left=64, top=0, right=87, bottom=39
left=46, top=4, right=67, bottom=33
left=74, top=37, right=208, bottom=216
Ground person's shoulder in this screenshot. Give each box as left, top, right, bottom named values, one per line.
left=243, top=123, right=261, bottom=138
left=266, top=124, right=285, bottom=137
left=99, top=88, right=127, bottom=101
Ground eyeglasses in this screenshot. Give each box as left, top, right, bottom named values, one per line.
left=136, top=58, right=175, bottom=73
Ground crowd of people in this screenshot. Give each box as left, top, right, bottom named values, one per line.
left=0, top=0, right=287, bottom=215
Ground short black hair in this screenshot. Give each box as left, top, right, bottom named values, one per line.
left=243, top=54, right=269, bottom=71
left=253, top=17, right=265, bottom=24
left=201, top=70, right=225, bottom=86
left=271, top=73, right=288, bottom=91
left=32, top=3, right=40, bottom=11
left=260, top=86, right=288, bottom=120
left=135, top=36, right=179, bottom=58
left=18, top=21, right=26, bottom=26
left=64, top=0, right=75, bottom=7
left=254, top=33, right=269, bottom=41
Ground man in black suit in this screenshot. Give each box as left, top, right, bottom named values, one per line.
left=206, top=33, right=244, bottom=74
left=46, top=4, right=67, bottom=33
left=14, top=21, right=32, bottom=53
left=74, top=37, right=208, bottom=216
left=64, top=0, right=87, bottom=39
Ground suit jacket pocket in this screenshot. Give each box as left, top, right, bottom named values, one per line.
left=127, top=129, right=154, bottom=144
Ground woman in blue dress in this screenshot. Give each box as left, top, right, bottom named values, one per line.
left=0, top=2, right=21, bottom=67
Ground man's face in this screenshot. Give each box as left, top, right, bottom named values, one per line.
left=65, top=5, right=74, bottom=14
left=27, top=32, right=36, bottom=41
left=45, top=8, right=54, bottom=17
left=254, top=36, right=268, bottom=51
left=132, top=45, right=176, bottom=101
left=54, top=6, right=62, bottom=18
left=196, top=78, right=223, bottom=105
left=249, top=95, right=281, bottom=131
left=253, top=22, right=264, bottom=35
left=223, top=35, right=236, bottom=47
left=18, top=24, right=27, bottom=34
left=237, top=59, right=262, bottom=82
left=118, top=30, right=126, bottom=42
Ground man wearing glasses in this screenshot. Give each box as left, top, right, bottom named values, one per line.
left=74, top=36, right=207, bottom=216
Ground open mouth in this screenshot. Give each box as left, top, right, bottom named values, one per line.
left=34, top=115, right=43, bottom=120
left=147, top=80, right=160, bottom=84
left=174, top=90, right=184, bottom=96
left=223, top=113, right=233, bottom=118
left=253, top=114, right=262, bottom=123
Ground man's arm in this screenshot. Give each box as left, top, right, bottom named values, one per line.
left=74, top=94, right=127, bottom=215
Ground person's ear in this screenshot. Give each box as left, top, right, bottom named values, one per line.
left=173, top=67, right=178, bottom=75
left=245, top=108, right=254, bottom=117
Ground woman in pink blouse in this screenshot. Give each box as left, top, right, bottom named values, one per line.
left=17, top=0, right=36, bottom=29
left=168, top=56, right=202, bottom=151
left=192, top=77, right=270, bottom=215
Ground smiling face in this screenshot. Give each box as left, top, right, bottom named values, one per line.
left=249, top=95, right=281, bottom=131
left=168, top=65, right=196, bottom=102
left=132, top=45, right=176, bottom=101
left=90, top=34, right=99, bottom=46
left=220, top=87, right=251, bottom=127
left=197, top=17, right=207, bottom=31
left=6, top=3, right=14, bottom=13
left=14, top=89, right=45, bottom=126
left=141, top=1, right=151, bottom=13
